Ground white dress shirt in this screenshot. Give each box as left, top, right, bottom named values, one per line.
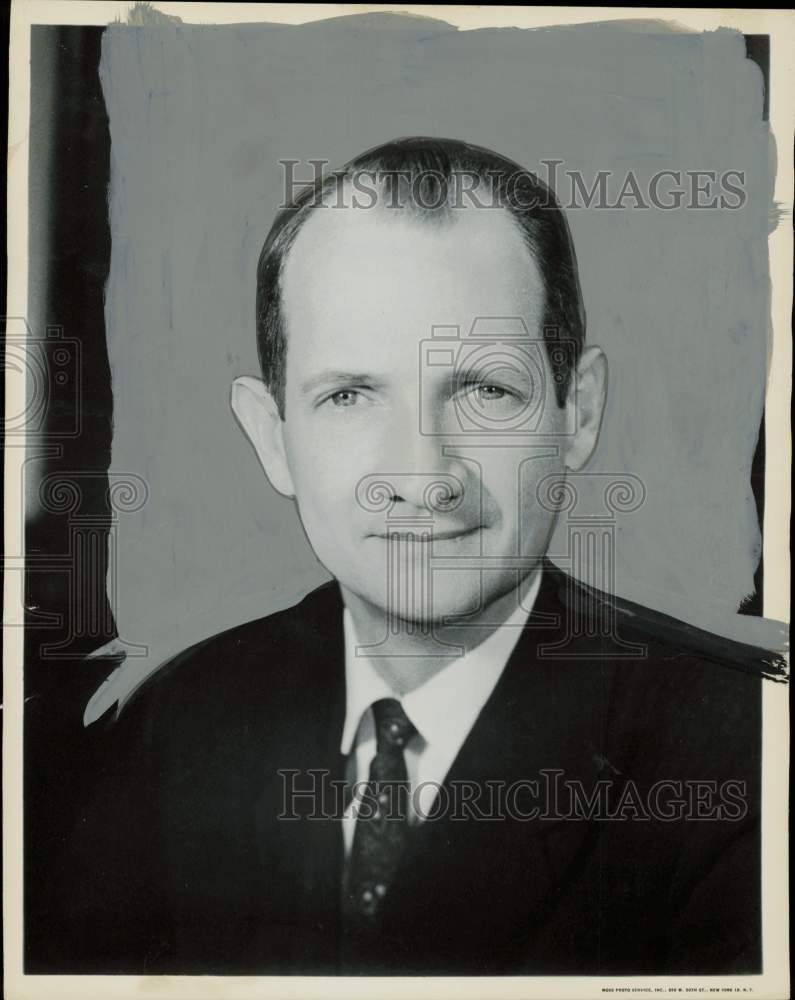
left=339, top=568, right=542, bottom=856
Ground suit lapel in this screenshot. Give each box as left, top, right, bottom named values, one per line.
left=253, top=585, right=349, bottom=969
left=286, top=569, right=620, bottom=971
left=379, top=565, right=616, bottom=969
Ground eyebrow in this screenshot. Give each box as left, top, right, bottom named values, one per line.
left=298, top=371, right=388, bottom=396
left=454, top=360, right=535, bottom=385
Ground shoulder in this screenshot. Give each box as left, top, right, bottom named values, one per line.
left=113, top=580, right=344, bottom=740
left=561, top=567, right=784, bottom=679
left=543, top=560, right=784, bottom=684
left=540, top=563, right=776, bottom=777
left=147, top=580, right=341, bottom=676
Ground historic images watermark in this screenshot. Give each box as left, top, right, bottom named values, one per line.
left=279, top=159, right=747, bottom=211
left=277, top=768, right=749, bottom=823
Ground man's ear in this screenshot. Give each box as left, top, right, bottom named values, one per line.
left=563, top=346, right=608, bottom=471
left=230, top=376, right=296, bottom=498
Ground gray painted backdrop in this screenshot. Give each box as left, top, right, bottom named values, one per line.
left=95, top=15, right=774, bottom=685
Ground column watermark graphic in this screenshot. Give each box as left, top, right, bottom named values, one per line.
left=3, top=316, right=151, bottom=658
left=352, top=315, right=647, bottom=658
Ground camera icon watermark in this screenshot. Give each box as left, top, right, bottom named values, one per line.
left=2, top=318, right=82, bottom=439
left=418, top=317, right=575, bottom=437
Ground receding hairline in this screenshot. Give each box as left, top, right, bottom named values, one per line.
left=280, top=188, right=544, bottom=304
left=256, top=137, right=586, bottom=415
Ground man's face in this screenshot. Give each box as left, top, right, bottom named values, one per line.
left=258, top=203, right=576, bottom=623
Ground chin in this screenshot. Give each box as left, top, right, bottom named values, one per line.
left=425, top=572, right=520, bottom=623
left=360, top=570, right=513, bottom=626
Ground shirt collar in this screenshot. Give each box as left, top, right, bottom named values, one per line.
left=340, top=568, right=542, bottom=756
left=340, top=612, right=396, bottom=754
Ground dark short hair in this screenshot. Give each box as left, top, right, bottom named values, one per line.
left=256, top=137, right=586, bottom=416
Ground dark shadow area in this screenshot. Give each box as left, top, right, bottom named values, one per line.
left=23, top=24, right=118, bottom=973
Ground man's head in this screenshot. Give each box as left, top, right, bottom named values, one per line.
left=233, top=137, right=607, bottom=624
left=255, top=137, right=586, bottom=417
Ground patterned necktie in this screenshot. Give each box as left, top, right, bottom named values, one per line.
left=342, top=697, right=417, bottom=936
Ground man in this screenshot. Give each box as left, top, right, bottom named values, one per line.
left=52, top=138, right=779, bottom=975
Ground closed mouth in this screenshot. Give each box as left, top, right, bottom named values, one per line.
left=371, top=525, right=482, bottom=542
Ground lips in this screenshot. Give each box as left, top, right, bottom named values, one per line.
left=371, top=525, right=482, bottom=542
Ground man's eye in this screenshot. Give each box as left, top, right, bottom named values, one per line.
left=328, top=389, right=360, bottom=407
left=476, top=384, right=508, bottom=401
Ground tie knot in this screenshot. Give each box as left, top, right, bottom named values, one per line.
left=371, top=698, right=416, bottom=752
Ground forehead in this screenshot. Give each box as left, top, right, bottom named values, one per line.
left=281, top=200, right=546, bottom=363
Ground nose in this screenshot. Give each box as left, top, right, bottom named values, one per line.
left=378, top=414, right=470, bottom=514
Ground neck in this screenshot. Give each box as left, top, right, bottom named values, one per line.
left=341, top=568, right=541, bottom=696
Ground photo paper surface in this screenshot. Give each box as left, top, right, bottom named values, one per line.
left=4, top=4, right=791, bottom=998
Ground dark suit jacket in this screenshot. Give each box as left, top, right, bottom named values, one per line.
left=43, top=563, right=771, bottom=975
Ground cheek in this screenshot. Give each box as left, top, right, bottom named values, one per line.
left=480, top=449, right=565, bottom=510
left=283, top=421, right=370, bottom=513
left=516, top=453, right=567, bottom=533
left=291, top=455, right=344, bottom=513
